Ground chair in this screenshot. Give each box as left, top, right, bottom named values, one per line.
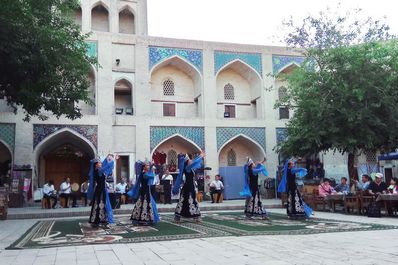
left=41, top=198, right=50, bottom=209
left=312, top=189, right=327, bottom=211
left=60, top=197, right=69, bottom=208
left=360, top=193, right=375, bottom=215
left=121, top=194, right=127, bottom=204
left=196, top=191, right=203, bottom=202
left=344, top=195, right=360, bottom=214
left=216, top=193, right=223, bottom=203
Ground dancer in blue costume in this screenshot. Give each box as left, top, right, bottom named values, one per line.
left=278, top=159, right=312, bottom=219
left=128, top=161, right=160, bottom=225
left=172, top=151, right=205, bottom=222
left=240, top=157, right=269, bottom=219
left=87, top=158, right=114, bottom=228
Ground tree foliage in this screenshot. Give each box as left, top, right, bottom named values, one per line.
left=0, top=0, right=96, bottom=121
left=276, top=7, right=398, bottom=159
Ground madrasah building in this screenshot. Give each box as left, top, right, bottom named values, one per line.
left=0, top=0, right=378, bottom=196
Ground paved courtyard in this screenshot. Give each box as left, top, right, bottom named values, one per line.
left=1, top=208, right=398, bottom=265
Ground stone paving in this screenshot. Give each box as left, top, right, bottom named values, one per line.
left=1, top=208, right=398, bottom=265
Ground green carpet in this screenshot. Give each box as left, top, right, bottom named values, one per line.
left=7, top=212, right=397, bottom=249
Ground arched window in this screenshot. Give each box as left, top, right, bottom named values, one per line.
left=91, top=3, right=109, bottom=32
left=278, top=86, right=287, bottom=100
left=227, top=149, right=237, bottom=166
left=224, top=83, right=234, bottom=100
left=119, top=8, right=135, bottom=34
left=163, top=79, right=175, bottom=96
left=167, top=150, right=177, bottom=166
left=114, top=79, right=133, bottom=115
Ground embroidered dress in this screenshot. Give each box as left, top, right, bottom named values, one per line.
left=278, top=160, right=312, bottom=218
left=129, top=162, right=160, bottom=225
left=88, top=167, right=113, bottom=226
left=173, top=156, right=202, bottom=220
left=244, top=165, right=268, bottom=217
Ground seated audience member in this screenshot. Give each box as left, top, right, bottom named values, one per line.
left=209, top=174, right=224, bottom=203
left=59, top=177, right=72, bottom=208
left=334, top=177, right=350, bottom=193
left=318, top=178, right=336, bottom=197
left=115, top=177, right=128, bottom=205
left=43, top=180, right=57, bottom=209
left=80, top=179, right=89, bottom=206
left=161, top=169, right=173, bottom=204
left=387, top=177, right=398, bottom=194
left=368, top=173, right=388, bottom=195
left=355, top=174, right=371, bottom=191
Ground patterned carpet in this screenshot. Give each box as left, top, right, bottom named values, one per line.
left=7, top=212, right=397, bottom=249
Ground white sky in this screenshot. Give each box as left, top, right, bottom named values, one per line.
left=147, top=0, right=398, bottom=46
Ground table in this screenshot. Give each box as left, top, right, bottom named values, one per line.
left=376, top=194, right=398, bottom=216
left=326, top=194, right=345, bottom=212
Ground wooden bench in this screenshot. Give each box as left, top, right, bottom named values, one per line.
left=196, top=191, right=203, bottom=202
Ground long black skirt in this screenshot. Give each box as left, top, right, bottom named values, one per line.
left=287, top=189, right=306, bottom=218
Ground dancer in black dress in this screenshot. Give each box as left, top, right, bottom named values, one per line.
left=88, top=158, right=114, bottom=227
left=278, top=160, right=312, bottom=218
left=172, top=151, right=205, bottom=222
left=241, top=158, right=269, bottom=219
left=129, top=161, right=160, bottom=225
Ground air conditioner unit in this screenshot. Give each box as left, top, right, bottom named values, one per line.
left=115, top=108, right=123, bottom=115
left=224, top=112, right=230, bottom=118
left=125, top=107, right=133, bottom=115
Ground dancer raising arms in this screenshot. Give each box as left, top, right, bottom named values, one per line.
left=240, top=157, right=269, bottom=219
left=129, top=160, right=160, bottom=225
left=172, top=151, right=205, bottom=222
left=278, top=159, right=312, bottom=219
left=87, top=158, right=114, bottom=228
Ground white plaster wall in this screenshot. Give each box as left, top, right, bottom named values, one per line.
left=113, top=125, right=136, bottom=153
left=112, top=44, right=135, bottom=70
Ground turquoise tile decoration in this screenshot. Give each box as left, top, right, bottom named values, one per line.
left=272, top=55, right=304, bottom=74
left=216, top=127, right=266, bottom=152
left=214, top=51, right=262, bottom=76
left=0, top=123, right=15, bottom=151
left=276, top=128, right=288, bottom=144
left=149, top=46, right=203, bottom=73
left=33, top=124, right=97, bottom=149
left=86, top=41, right=97, bottom=58
left=150, top=126, right=205, bottom=151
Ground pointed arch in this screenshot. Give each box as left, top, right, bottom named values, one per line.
left=0, top=139, right=13, bottom=161
left=276, top=62, right=300, bottom=77
left=114, top=78, right=133, bottom=113
left=151, top=133, right=201, bottom=157
left=119, top=5, right=135, bottom=34
left=215, top=59, right=262, bottom=81
left=218, top=134, right=265, bottom=157
left=91, top=1, right=110, bottom=32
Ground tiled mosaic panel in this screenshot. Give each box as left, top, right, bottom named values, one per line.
left=272, top=55, right=304, bottom=74
left=214, top=51, right=262, bottom=76
left=0, top=123, right=15, bottom=150
left=86, top=41, right=97, bottom=58
left=33, top=124, right=97, bottom=149
left=276, top=128, right=288, bottom=144
left=150, top=127, right=205, bottom=151
left=149, top=46, right=203, bottom=73
left=216, top=127, right=266, bottom=151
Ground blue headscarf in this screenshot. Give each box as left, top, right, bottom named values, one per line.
left=277, top=160, right=290, bottom=193
left=240, top=162, right=268, bottom=198
left=172, top=155, right=203, bottom=195
left=127, top=161, right=144, bottom=200
left=102, top=156, right=115, bottom=176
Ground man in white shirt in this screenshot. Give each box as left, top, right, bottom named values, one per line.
left=115, top=177, right=128, bottom=206
left=43, top=180, right=57, bottom=208
left=59, top=177, right=71, bottom=208
left=161, top=170, right=173, bottom=204
left=209, top=174, right=224, bottom=203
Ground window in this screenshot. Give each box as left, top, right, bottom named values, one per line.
left=279, top=107, right=289, bottom=119
left=163, top=103, right=176, bottom=117
left=224, top=105, right=236, bottom=118
left=227, top=149, right=237, bottom=166
left=163, top=79, right=175, bottom=96
left=224, top=83, right=234, bottom=100
left=365, top=151, right=377, bottom=163
left=167, top=150, right=177, bottom=165
left=278, top=87, right=288, bottom=100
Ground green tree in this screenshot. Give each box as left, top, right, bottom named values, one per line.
left=0, top=0, right=96, bottom=121
left=276, top=7, right=398, bottom=180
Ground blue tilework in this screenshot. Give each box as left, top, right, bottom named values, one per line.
left=214, top=51, right=262, bottom=76
left=149, top=46, right=203, bottom=73
left=33, top=124, right=97, bottom=149
left=86, top=41, right=97, bottom=58
left=272, top=55, right=304, bottom=74
left=276, top=128, right=288, bottom=144
left=0, top=123, right=15, bottom=151
left=216, top=127, right=266, bottom=152
left=150, top=126, right=205, bottom=151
